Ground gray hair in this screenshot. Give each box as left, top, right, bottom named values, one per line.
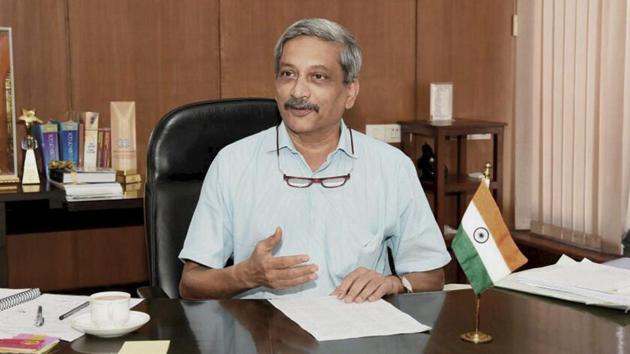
left=274, top=18, right=362, bottom=85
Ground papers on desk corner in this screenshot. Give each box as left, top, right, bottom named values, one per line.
left=269, top=296, right=430, bottom=341
left=496, top=255, right=630, bottom=311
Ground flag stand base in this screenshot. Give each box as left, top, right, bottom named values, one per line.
left=460, top=331, right=493, bottom=344
left=460, top=295, right=492, bottom=344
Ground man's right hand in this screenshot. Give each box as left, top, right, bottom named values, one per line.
left=240, top=227, right=318, bottom=289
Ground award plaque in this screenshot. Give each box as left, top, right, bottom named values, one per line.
left=0, top=27, right=20, bottom=185
left=110, top=101, right=137, bottom=173
left=18, top=109, right=42, bottom=184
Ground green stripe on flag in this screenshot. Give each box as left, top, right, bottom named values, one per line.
left=452, top=227, right=493, bottom=295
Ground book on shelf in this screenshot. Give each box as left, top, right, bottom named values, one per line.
left=48, top=179, right=123, bottom=201
left=49, top=167, right=117, bottom=184
left=0, top=333, right=59, bottom=353
left=32, top=122, right=59, bottom=178
left=81, top=112, right=99, bottom=169
left=65, top=111, right=83, bottom=167
left=55, top=120, right=79, bottom=166
left=96, top=127, right=112, bottom=168
left=101, top=128, right=111, bottom=168
left=96, top=128, right=104, bottom=168
left=78, top=118, right=85, bottom=167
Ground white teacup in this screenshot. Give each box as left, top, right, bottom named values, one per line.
left=89, top=291, right=130, bottom=328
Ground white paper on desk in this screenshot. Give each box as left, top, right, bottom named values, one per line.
left=517, top=258, right=630, bottom=293
left=604, top=257, right=630, bottom=270
left=497, top=255, right=630, bottom=310
left=0, top=293, right=143, bottom=341
left=269, top=296, right=430, bottom=341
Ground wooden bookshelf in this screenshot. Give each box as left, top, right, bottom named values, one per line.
left=400, top=119, right=505, bottom=232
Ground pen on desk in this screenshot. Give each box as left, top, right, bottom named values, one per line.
left=59, top=301, right=89, bottom=320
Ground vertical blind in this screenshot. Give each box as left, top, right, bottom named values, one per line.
left=515, top=0, right=630, bottom=254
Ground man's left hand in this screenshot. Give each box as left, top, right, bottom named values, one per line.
left=330, top=267, right=402, bottom=303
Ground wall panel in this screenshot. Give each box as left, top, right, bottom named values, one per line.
left=68, top=0, right=220, bottom=177
left=417, top=0, right=516, bottom=224
left=0, top=0, right=71, bottom=163
left=220, top=0, right=417, bottom=130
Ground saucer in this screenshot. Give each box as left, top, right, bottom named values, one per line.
left=71, top=311, right=150, bottom=338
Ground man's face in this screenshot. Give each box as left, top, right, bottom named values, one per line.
left=275, top=36, right=359, bottom=138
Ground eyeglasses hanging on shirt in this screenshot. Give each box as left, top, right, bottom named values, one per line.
left=276, top=124, right=354, bottom=188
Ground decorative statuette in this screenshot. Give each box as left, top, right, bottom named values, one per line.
left=49, top=159, right=78, bottom=184
left=482, top=162, right=492, bottom=188
left=417, top=143, right=436, bottom=181
left=18, top=109, right=42, bottom=184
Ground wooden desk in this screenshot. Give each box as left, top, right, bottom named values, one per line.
left=0, top=182, right=144, bottom=289
left=57, top=289, right=630, bottom=354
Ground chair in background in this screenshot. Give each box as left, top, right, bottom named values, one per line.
left=140, top=98, right=281, bottom=298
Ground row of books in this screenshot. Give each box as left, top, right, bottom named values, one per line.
left=39, top=104, right=142, bottom=201
left=35, top=112, right=111, bottom=178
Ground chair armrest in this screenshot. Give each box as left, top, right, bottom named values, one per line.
left=136, top=285, right=169, bottom=299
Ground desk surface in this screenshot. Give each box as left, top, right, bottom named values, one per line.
left=58, top=288, right=630, bottom=354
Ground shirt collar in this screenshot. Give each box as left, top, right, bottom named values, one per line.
left=266, top=120, right=357, bottom=159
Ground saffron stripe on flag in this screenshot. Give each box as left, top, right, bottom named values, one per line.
left=461, top=203, right=512, bottom=283
left=472, top=185, right=527, bottom=271
left=452, top=228, right=493, bottom=294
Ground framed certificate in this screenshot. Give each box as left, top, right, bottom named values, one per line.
left=430, top=82, right=453, bottom=121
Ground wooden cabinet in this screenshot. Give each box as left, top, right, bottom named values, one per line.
left=400, top=119, right=505, bottom=235
left=0, top=182, right=146, bottom=290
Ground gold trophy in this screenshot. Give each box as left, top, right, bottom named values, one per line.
left=18, top=109, right=42, bottom=184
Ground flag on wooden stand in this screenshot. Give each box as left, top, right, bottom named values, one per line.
left=452, top=183, right=528, bottom=294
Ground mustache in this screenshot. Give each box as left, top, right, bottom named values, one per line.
left=284, top=97, right=320, bottom=113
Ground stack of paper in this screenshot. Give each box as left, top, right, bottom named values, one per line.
left=496, top=255, right=630, bottom=310
left=49, top=180, right=123, bottom=201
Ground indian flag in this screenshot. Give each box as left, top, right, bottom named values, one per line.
left=452, top=183, right=527, bottom=294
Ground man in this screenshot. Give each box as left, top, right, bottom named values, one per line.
left=179, top=18, right=450, bottom=302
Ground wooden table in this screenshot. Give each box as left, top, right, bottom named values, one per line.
left=400, top=119, right=505, bottom=232
left=57, top=289, right=630, bottom=354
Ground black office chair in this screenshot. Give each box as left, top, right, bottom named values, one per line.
left=140, top=98, right=281, bottom=299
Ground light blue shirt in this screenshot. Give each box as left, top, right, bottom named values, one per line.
left=179, top=120, right=451, bottom=299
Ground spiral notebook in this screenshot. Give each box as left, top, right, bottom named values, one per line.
left=0, top=288, right=42, bottom=311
